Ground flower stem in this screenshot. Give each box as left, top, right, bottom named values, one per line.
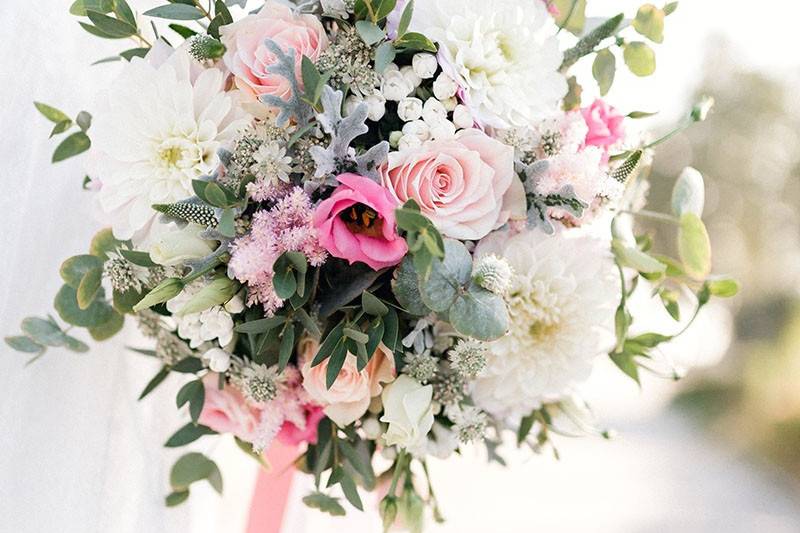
left=388, top=450, right=408, bottom=497
left=619, top=209, right=680, bottom=225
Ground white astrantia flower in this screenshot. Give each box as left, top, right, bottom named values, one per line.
left=92, top=45, right=250, bottom=243
left=250, top=142, right=293, bottom=185
left=411, top=0, right=566, bottom=128
left=471, top=229, right=618, bottom=420
left=166, top=280, right=236, bottom=349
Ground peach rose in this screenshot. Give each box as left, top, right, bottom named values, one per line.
left=198, top=373, right=261, bottom=442
left=221, top=1, right=329, bottom=102
left=380, top=128, right=526, bottom=240
left=301, top=342, right=396, bottom=427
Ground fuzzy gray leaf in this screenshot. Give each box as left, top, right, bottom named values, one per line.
left=259, top=40, right=312, bottom=126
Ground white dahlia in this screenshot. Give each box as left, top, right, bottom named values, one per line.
left=411, top=0, right=566, bottom=128
left=471, top=229, right=618, bottom=420
left=92, top=46, right=251, bottom=242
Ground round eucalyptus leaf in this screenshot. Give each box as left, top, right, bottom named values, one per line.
left=21, top=317, right=66, bottom=347
left=63, top=335, right=90, bottom=353
left=54, top=284, right=114, bottom=328
left=170, top=452, right=219, bottom=491
left=5, top=335, right=44, bottom=354
left=60, top=255, right=103, bottom=289
left=89, top=228, right=123, bottom=260
left=419, top=239, right=473, bottom=312
left=449, top=286, right=509, bottom=341
left=391, top=257, right=430, bottom=316
left=89, top=310, right=125, bottom=341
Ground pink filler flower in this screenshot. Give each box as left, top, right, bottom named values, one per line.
left=581, top=99, right=625, bottom=151
left=313, top=173, right=408, bottom=271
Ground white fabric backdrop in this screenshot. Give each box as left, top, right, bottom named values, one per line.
left=3, top=2, right=800, bottom=533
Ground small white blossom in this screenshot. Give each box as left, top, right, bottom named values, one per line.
left=389, top=130, right=403, bottom=148
left=428, top=118, right=456, bottom=140
left=473, top=254, right=514, bottom=295
left=412, top=53, right=438, bottom=79
left=449, top=405, right=488, bottom=444
left=448, top=338, right=488, bottom=379
left=453, top=104, right=474, bottom=129
left=362, top=418, right=383, bottom=440
left=251, top=142, right=293, bottom=184
left=381, top=68, right=414, bottom=101
left=402, top=120, right=430, bottom=142
left=398, top=134, right=423, bottom=151
left=421, top=98, right=447, bottom=125
left=344, top=94, right=362, bottom=116
left=202, top=347, right=232, bottom=373
left=224, top=293, right=245, bottom=314
left=320, top=0, right=350, bottom=17
left=432, top=72, right=458, bottom=100
left=237, top=363, right=283, bottom=405
left=364, top=93, right=387, bottom=121
left=397, top=97, right=424, bottom=122
left=166, top=282, right=235, bottom=349
left=400, top=65, right=422, bottom=90
left=440, top=96, right=458, bottom=112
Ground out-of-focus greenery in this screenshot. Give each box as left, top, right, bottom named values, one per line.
left=652, top=36, right=800, bottom=477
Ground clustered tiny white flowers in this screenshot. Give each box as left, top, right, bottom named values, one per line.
left=165, top=281, right=235, bottom=349
left=403, top=351, right=439, bottom=384
left=449, top=406, right=488, bottom=444
left=104, top=251, right=149, bottom=293
left=202, top=347, right=232, bottom=373
left=473, top=254, right=514, bottom=295
left=411, top=53, right=438, bottom=79
left=250, top=141, right=293, bottom=185
left=448, top=338, right=488, bottom=379
left=237, top=363, right=283, bottom=405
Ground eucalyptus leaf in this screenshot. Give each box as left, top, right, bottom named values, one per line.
left=449, top=286, right=508, bottom=341
left=5, top=336, right=45, bottom=354
left=391, top=257, right=431, bottom=316
left=302, top=491, right=346, bottom=517
left=678, top=213, right=712, bottom=280
left=52, top=131, right=91, bottom=162
left=21, top=317, right=66, bottom=347
left=54, top=285, right=114, bottom=328
left=170, top=452, right=222, bottom=492
left=88, top=310, right=124, bottom=341
left=144, top=4, right=205, bottom=20
left=355, top=20, right=386, bottom=46
left=34, top=102, right=70, bottom=123
left=592, top=49, right=615, bottom=96
left=60, top=254, right=104, bottom=289
left=419, top=239, right=472, bottom=312
left=165, top=422, right=217, bottom=447
left=632, top=4, right=665, bottom=43
left=623, top=42, right=656, bottom=77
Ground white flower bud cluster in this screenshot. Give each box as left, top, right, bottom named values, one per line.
left=202, top=347, right=232, bottom=373
left=384, top=55, right=476, bottom=151
left=344, top=92, right=387, bottom=122
left=472, top=254, right=514, bottom=296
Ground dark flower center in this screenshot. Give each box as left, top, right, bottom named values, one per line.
left=341, top=203, right=384, bottom=238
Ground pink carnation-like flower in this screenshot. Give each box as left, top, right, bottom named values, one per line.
left=313, top=173, right=408, bottom=271
left=229, top=188, right=327, bottom=314
left=221, top=1, right=329, bottom=102
left=381, top=129, right=526, bottom=240
left=581, top=99, right=625, bottom=151
left=198, top=373, right=261, bottom=442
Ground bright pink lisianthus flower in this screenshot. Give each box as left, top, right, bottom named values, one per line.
left=221, top=0, right=328, bottom=102
left=581, top=99, right=625, bottom=150
left=277, top=404, right=325, bottom=446
left=198, top=373, right=261, bottom=442
left=313, top=173, right=408, bottom=271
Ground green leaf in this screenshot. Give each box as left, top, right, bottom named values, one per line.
left=592, top=49, right=615, bottom=96
left=21, top=317, right=66, bottom=347
left=517, top=413, right=536, bottom=445
left=419, top=239, right=472, bottom=312
left=208, top=0, right=233, bottom=38
left=119, top=249, right=157, bottom=267
left=338, top=439, right=375, bottom=488
left=339, top=475, right=364, bottom=511
left=5, top=335, right=44, bottom=354
left=391, top=257, right=431, bottom=316
left=75, top=111, right=92, bottom=132
left=77, top=268, right=103, bottom=309
left=343, top=327, right=369, bottom=345
left=86, top=10, right=138, bottom=38
left=678, top=213, right=712, bottom=280
left=393, top=32, right=436, bottom=53
left=302, top=491, right=346, bottom=517
left=610, top=352, right=640, bottom=384
left=554, top=0, right=587, bottom=35
left=171, top=357, right=204, bottom=373
left=374, top=41, right=396, bottom=73
left=623, top=42, right=656, bottom=77
left=177, top=277, right=239, bottom=315
left=60, top=254, right=104, bottom=289
left=70, top=0, right=114, bottom=16
left=294, top=309, right=321, bottom=339
left=313, top=321, right=345, bottom=366
left=139, top=366, right=170, bottom=400
left=52, top=131, right=91, bottom=162
left=449, top=286, right=509, bottom=341
left=659, top=289, right=681, bottom=321
left=120, top=47, right=149, bottom=61
left=278, top=325, right=295, bottom=371
left=133, top=278, right=184, bottom=312
left=354, top=0, right=397, bottom=21
left=54, top=285, right=114, bottom=328
left=382, top=309, right=399, bottom=352
left=632, top=4, right=665, bottom=44
left=361, top=291, right=388, bottom=316
left=169, top=23, right=198, bottom=38
left=355, top=20, right=385, bottom=46
left=234, top=316, right=286, bottom=335
left=325, top=339, right=348, bottom=389
left=88, top=310, right=124, bottom=341
left=90, top=228, right=123, bottom=260
left=397, top=0, right=414, bottom=37
left=144, top=4, right=205, bottom=20
left=50, top=120, right=73, bottom=138
left=273, top=268, right=297, bottom=300
left=663, top=2, right=679, bottom=16
left=563, top=75, right=582, bottom=111
left=170, top=452, right=222, bottom=493
left=34, top=102, right=71, bottom=123
left=113, top=0, right=137, bottom=26
left=165, top=490, right=190, bottom=507
left=63, top=335, right=90, bottom=353
left=707, top=278, right=739, bottom=298
left=176, top=379, right=205, bottom=424
left=165, top=422, right=217, bottom=447
left=612, top=240, right=666, bottom=274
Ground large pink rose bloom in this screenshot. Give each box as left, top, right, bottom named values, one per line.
left=198, top=373, right=261, bottom=442
left=313, top=173, right=408, bottom=271
left=581, top=99, right=625, bottom=150
left=221, top=1, right=329, bottom=102
left=381, top=129, right=526, bottom=240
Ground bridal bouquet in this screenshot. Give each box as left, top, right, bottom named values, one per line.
left=8, top=0, right=738, bottom=529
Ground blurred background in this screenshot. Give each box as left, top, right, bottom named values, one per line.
left=1, top=1, right=799, bottom=532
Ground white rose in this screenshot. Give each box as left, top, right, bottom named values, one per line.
left=432, top=73, right=458, bottom=100
left=149, top=223, right=215, bottom=267
left=364, top=93, right=387, bottom=121
left=452, top=104, right=474, bottom=129
left=380, top=375, right=434, bottom=450
left=381, top=69, right=414, bottom=101
left=397, top=97, right=423, bottom=122
left=344, top=94, right=363, bottom=116
left=412, top=53, right=438, bottom=79
left=400, top=65, right=422, bottom=90
left=398, top=134, right=422, bottom=151
left=428, top=118, right=456, bottom=140
left=202, top=347, right=232, bottom=373
left=421, top=98, right=447, bottom=125
left=401, top=120, right=430, bottom=142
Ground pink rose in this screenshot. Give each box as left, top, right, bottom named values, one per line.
left=198, top=373, right=261, bottom=442
left=380, top=129, right=526, bottom=240
left=221, top=1, right=329, bottom=102
left=313, top=173, right=408, bottom=271
left=581, top=99, right=625, bottom=150
left=301, top=342, right=396, bottom=427
left=277, top=404, right=325, bottom=446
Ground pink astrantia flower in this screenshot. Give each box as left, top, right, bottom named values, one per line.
left=380, top=129, right=526, bottom=240
left=313, top=173, right=408, bottom=271
left=221, top=1, right=329, bottom=102
left=581, top=99, right=625, bottom=151
left=229, top=188, right=327, bottom=314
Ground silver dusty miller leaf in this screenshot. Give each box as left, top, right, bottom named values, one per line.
left=259, top=40, right=313, bottom=126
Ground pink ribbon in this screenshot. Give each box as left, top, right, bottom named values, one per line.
left=246, top=441, right=298, bottom=533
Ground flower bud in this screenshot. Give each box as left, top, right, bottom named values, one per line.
left=412, top=53, right=438, bottom=79
left=133, top=278, right=184, bottom=312
left=399, top=488, right=425, bottom=533
left=364, top=93, right=387, bottom=121
left=473, top=254, right=513, bottom=295
left=421, top=98, right=447, bottom=125
left=202, top=347, right=232, bottom=373
left=402, top=120, right=430, bottom=142
left=400, top=65, right=422, bottom=90
left=389, top=130, right=403, bottom=148
left=690, top=95, right=714, bottom=122
left=178, top=277, right=240, bottom=316
left=452, top=105, right=474, bottom=129
left=188, top=35, right=226, bottom=62
left=432, top=73, right=458, bottom=100
left=379, top=496, right=398, bottom=533
left=397, top=97, right=423, bottom=122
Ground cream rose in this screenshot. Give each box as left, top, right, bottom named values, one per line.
left=380, top=375, right=434, bottom=450
left=301, top=342, right=396, bottom=427
left=381, top=128, right=526, bottom=240
left=221, top=1, right=329, bottom=102
left=148, top=223, right=215, bottom=266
